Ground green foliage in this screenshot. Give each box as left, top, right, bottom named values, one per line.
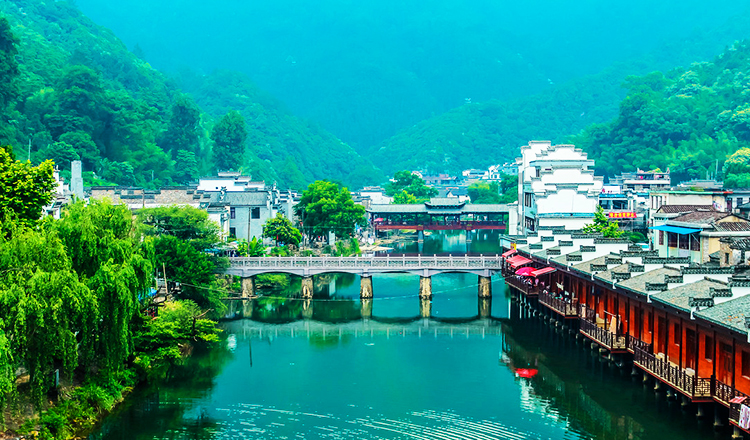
left=137, top=206, right=222, bottom=251
left=385, top=171, right=437, bottom=201
left=468, top=181, right=502, bottom=204
left=582, top=206, right=625, bottom=238
left=212, top=110, right=247, bottom=171
left=0, top=15, right=19, bottom=109
left=263, top=213, right=302, bottom=246
left=393, top=190, right=420, bottom=204
left=333, top=238, right=361, bottom=257
left=0, top=146, right=55, bottom=225
left=268, top=246, right=292, bottom=257
left=295, top=180, right=367, bottom=238
left=161, top=94, right=202, bottom=158
left=571, top=42, right=750, bottom=183
left=237, top=237, right=266, bottom=257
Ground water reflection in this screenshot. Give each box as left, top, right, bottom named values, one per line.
left=388, top=230, right=504, bottom=255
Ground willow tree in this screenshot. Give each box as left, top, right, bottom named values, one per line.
left=0, top=219, right=96, bottom=412
left=54, top=200, right=153, bottom=376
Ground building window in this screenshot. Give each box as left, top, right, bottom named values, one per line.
left=659, top=231, right=664, bottom=245
left=673, top=323, right=681, bottom=346
left=229, top=227, right=236, bottom=238
left=722, top=343, right=733, bottom=373
left=251, top=207, right=261, bottom=219
left=648, top=311, right=653, bottom=334
left=705, top=336, right=714, bottom=361
left=743, top=351, right=750, bottom=378
left=739, top=198, right=744, bottom=207
left=668, top=232, right=678, bottom=248
left=230, top=207, right=236, bottom=219
left=726, top=253, right=730, bottom=265
left=690, top=233, right=700, bottom=251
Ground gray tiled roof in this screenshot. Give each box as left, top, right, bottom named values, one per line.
left=695, top=293, right=750, bottom=333
left=595, top=263, right=630, bottom=282
left=651, top=279, right=727, bottom=312
left=617, top=266, right=681, bottom=295
left=570, top=255, right=609, bottom=275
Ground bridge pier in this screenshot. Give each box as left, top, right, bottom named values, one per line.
left=301, top=276, right=314, bottom=299
left=478, top=297, right=491, bottom=319
left=478, top=275, right=492, bottom=298
left=419, top=276, right=432, bottom=299
left=419, top=296, right=432, bottom=318
left=360, top=298, right=373, bottom=320
left=418, top=230, right=424, bottom=243
left=241, top=276, right=255, bottom=298
left=360, top=275, right=373, bottom=298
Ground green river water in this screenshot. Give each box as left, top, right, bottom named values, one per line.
left=89, top=232, right=731, bottom=440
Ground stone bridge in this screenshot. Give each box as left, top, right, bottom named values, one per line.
left=225, top=256, right=504, bottom=300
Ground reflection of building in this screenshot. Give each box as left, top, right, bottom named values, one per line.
left=517, top=141, right=603, bottom=233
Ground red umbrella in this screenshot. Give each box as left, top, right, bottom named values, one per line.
left=515, top=368, right=538, bottom=378
left=515, top=267, right=535, bottom=276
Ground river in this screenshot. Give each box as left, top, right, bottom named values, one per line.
left=89, top=231, right=730, bottom=440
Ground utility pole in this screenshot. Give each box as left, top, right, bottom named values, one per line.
left=27, top=138, right=31, bottom=162
left=715, top=159, right=719, bottom=181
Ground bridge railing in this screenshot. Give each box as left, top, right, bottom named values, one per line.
left=227, top=256, right=503, bottom=269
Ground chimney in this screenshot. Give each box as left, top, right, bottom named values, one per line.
left=71, top=160, right=84, bottom=200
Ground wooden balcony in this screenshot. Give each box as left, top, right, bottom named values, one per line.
left=633, top=347, right=712, bottom=402
left=626, top=334, right=652, bottom=355
left=579, top=317, right=627, bottom=352
left=539, top=291, right=578, bottom=318
left=504, top=276, right=539, bottom=297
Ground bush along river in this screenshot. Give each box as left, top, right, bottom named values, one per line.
left=89, top=232, right=734, bottom=439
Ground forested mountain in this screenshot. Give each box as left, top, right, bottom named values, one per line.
left=574, top=42, right=750, bottom=184
left=370, top=8, right=750, bottom=176
left=0, top=0, right=378, bottom=189
left=73, top=0, right=749, bottom=151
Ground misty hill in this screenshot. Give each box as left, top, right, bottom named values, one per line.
left=371, top=9, right=750, bottom=176
left=75, top=0, right=749, bottom=150
left=0, top=0, right=378, bottom=189
left=574, top=41, right=750, bottom=184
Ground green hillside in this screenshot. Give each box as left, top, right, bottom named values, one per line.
left=0, top=0, right=378, bottom=189
left=574, top=42, right=750, bottom=184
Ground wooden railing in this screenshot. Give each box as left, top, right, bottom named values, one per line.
left=626, top=334, right=652, bottom=354
left=577, top=303, right=596, bottom=321
left=715, top=378, right=750, bottom=407
left=579, top=317, right=626, bottom=351
left=505, top=276, right=539, bottom=296
left=633, top=347, right=711, bottom=400
left=539, top=291, right=578, bottom=317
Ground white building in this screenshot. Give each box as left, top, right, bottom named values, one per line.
left=517, top=141, right=603, bottom=233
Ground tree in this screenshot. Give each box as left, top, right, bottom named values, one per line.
left=0, top=146, right=55, bottom=225
left=582, top=205, right=624, bottom=238
left=137, top=206, right=222, bottom=251
left=59, top=131, right=100, bottom=168
left=295, top=180, right=366, bottom=239
left=40, top=140, right=80, bottom=170
left=467, top=181, right=502, bottom=204
left=263, top=213, right=302, bottom=246
left=0, top=16, right=19, bottom=109
left=237, top=237, right=265, bottom=257
left=385, top=170, right=437, bottom=202
left=212, top=110, right=247, bottom=171
left=161, top=95, right=201, bottom=158
left=393, top=189, right=419, bottom=204
left=174, top=149, right=199, bottom=184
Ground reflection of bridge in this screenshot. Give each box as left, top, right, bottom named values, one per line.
left=224, top=317, right=504, bottom=339
left=367, top=198, right=518, bottom=236
left=225, top=256, right=503, bottom=300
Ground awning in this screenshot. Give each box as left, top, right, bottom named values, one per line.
left=650, top=225, right=701, bottom=234
left=502, top=249, right=517, bottom=258
left=531, top=267, right=556, bottom=277
left=510, top=256, right=532, bottom=268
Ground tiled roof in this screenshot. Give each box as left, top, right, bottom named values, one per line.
left=656, top=205, right=716, bottom=214
left=617, top=267, right=681, bottom=294
left=730, top=238, right=750, bottom=251
left=570, top=255, right=610, bottom=275
left=669, top=211, right=729, bottom=224
left=713, top=221, right=750, bottom=232
left=695, top=293, right=750, bottom=333
left=595, top=263, right=630, bottom=282
left=651, top=278, right=727, bottom=312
